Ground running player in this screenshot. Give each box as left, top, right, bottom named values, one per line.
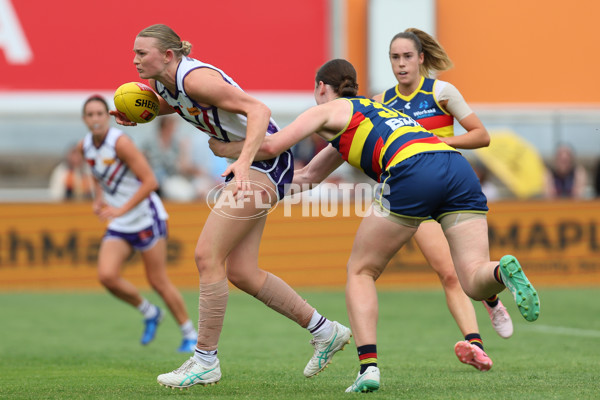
left=111, top=24, right=351, bottom=389
left=79, top=95, right=197, bottom=352
left=209, top=58, right=540, bottom=393
left=372, top=28, right=514, bottom=370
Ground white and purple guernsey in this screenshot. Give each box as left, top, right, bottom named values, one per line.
left=155, top=56, right=279, bottom=143
left=155, top=57, right=293, bottom=200
left=82, top=127, right=168, bottom=232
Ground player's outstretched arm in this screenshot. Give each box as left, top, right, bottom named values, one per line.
left=210, top=101, right=340, bottom=162
left=293, top=144, right=344, bottom=187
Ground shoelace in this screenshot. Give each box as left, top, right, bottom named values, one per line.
left=173, top=359, right=197, bottom=374
left=492, top=307, right=509, bottom=323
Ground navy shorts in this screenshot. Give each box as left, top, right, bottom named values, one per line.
left=226, top=149, right=294, bottom=200
left=375, top=151, right=488, bottom=221
left=103, top=218, right=168, bottom=251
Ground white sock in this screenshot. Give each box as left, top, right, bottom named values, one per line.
left=194, top=348, right=218, bottom=366
left=137, top=298, right=158, bottom=319
left=307, top=311, right=333, bottom=341
left=180, top=320, right=197, bottom=340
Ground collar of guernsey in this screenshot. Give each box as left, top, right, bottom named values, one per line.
left=382, top=76, right=454, bottom=138
left=327, top=96, right=457, bottom=182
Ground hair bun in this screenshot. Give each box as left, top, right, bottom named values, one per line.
left=181, top=41, right=192, bottom=56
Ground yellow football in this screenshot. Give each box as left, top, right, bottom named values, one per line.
left=113, top=82, right=160, bottom=123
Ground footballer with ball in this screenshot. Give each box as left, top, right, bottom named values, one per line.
left=110, top=24, right=351, bottom=390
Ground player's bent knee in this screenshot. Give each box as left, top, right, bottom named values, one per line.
left=347, top=263, right=383, bottom=281
left=437, top=271, right=460, bottom=289
left=226, top=270, right=253, bottom=290
left=147, top=275, right=170, bottom=293
left=194, top=249, right=220, bottom=274
left=97, top=272, right=119, bottom=289
left=458, top=281, right=486, bottom=301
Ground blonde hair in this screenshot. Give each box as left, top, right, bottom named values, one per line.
left=137, top=24, right=192, bottom=58
left=390, top=28, right=453, bottom=78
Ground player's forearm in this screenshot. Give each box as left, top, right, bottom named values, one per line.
left=444, top=127, right=490, bottom=149
left=232, top=104, right=272, bottom=165
left=293, top=145, right=344, bottom=187
left=119, top=180, right=158, bottom=216
left=209, top=136, right=281, bottom=161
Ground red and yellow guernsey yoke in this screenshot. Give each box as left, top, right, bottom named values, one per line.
left=328, top=97, right=457, bottom=182
left=380, top=77, right=454, bottom=138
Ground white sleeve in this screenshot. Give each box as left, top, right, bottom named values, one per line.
left=434, top=81, right=473, bottom=121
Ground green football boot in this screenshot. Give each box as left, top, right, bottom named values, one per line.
left=499, top=255, right=540, bottom=322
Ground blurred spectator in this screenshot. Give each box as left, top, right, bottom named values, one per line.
left=470, top=160, right=501, bottom=202
left=290, top=135, right=362, bottom=203
left=544, top=143, right=588, bottom=199
left=48, top=143, right=94, bottom=201
left=292, top=134, right=329, bottom=169
left=293, top=134, right=359, bottom=184
left=142, top=115, right=215, bottom=201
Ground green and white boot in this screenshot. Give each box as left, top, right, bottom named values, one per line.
left=499, top=255, right=540, bottom=322
left=345, top=366, right=380, bottom=393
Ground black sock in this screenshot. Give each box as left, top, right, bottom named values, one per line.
left=493, top=265, right=503, bottom=284
left=465, top=333, right=484, bottom=351
left=357, top=344, right=377, bottom=374
left=485, top=294, right=499, bottom=307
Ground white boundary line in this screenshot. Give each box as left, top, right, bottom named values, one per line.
left=520, top=324, right=600, bottom=338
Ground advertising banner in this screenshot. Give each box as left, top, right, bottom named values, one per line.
left=1, top=201, right=599, bottom=290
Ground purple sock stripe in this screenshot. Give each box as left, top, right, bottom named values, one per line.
left=309, top=316, right=326, bottom=333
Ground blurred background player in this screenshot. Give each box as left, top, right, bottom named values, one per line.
left=372, top=28, right=513, bottom=369
left=111, top=24, right=351, bottom=389
left=78, top=94, right=197, bottom=352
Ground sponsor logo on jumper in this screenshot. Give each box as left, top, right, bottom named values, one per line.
left=187, top=107, right=201, bottom=116
left=413, top=108, right=436, bottom=117
left=385, top=117, right=419, bottom=131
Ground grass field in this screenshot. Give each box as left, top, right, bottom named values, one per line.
left=1, top=287, right=599, bottom=399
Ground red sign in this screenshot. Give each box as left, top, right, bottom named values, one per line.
left=0, top=0, right=329, bottom=92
